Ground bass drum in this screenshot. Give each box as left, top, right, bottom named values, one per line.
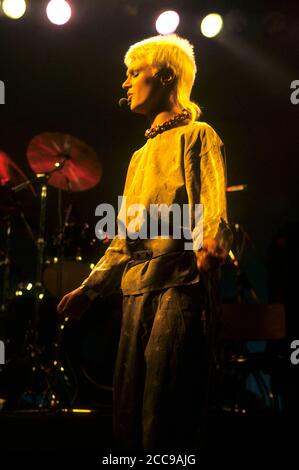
left=43, top=259, right=94, bottom=299
left=43, top=223, right=105, bottom=298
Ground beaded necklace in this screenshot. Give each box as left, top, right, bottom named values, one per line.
left=144, top=109, right=191, bottom=139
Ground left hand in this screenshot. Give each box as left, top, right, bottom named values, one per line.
left=195, top=238, right=228, bottom=272
left=57, top=287, right=92, bottom=321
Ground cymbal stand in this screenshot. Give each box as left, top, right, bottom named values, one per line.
left=55, top=183, right=74, bottom=300
left=20, top=158, right=74, bottom=409
left=34, top=159, right=70, bottom=321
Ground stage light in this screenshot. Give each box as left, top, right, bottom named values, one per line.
left=201, top=13, right=223, bottom=38
left=155, top=10, right=180, bottom=35
left=46, top=0, right=72, bottom=26
left=2, top=0, right=26, bottom=19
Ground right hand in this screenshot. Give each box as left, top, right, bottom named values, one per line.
left=57, top=286, right=92, bottom=321
left=195, top=238, right=228, bottom=272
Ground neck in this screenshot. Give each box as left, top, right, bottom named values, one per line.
left=149, top=106, right=183, bottom=128
left=147, top=94, right=182, bottom=127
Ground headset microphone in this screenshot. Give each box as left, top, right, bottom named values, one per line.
left=118, top=97, right=129, bottom=107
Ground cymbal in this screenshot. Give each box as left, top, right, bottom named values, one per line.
left=0, top=149, right=30, bottom=187
left=0, top=149, right=36, bottom=210
left=27, top=132, right=102, bottom=192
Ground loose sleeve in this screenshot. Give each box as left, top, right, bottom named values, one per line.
left=184, top=123, right=228, bottom=250
left=80, top=236, right=131, bottom=300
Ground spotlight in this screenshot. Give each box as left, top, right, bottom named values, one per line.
left=200, top=13, right=223, bottom=38
left=155, top=10, right=180, bottom=35
left=46, top=0, right=72, bottom=26
left=2, top=0, right=26, bottom=19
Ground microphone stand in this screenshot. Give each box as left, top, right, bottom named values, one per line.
left=227, top=223, right=260, bottom=303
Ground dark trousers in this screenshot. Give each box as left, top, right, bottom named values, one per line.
left=113, top=283, right=209, bottom=450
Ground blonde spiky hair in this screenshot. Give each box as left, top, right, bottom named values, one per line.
left=124, top=34, right=201, bottom=121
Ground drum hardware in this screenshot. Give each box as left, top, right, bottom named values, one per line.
left=1, top=283, right=78, bottom=409
left=9, top=164, right=70, bottom=409
left=43, top=194, right=102, bottom=298
left=218, top=303, right=286, bottom=414
left=212, top=219, right=281, bottom=416
left=0, top=151, right=36, bottom=313
left=21, top=132, right=102, bottom=408
left=26, top=131, right=103, bottom=300
left=0, top=133, right=102, bottom=410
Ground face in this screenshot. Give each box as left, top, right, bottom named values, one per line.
left=122, top=58, right=166, bottom=116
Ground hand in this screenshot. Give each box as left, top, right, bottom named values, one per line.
left=195, top=238, right=228, bottom=272
left=57, top=286, right=92, bottom=321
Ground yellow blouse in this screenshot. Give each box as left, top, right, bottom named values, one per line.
left=81, top=121, right=228, bottom=297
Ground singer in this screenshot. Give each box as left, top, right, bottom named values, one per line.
left=58, top=34, right=230, bottom=450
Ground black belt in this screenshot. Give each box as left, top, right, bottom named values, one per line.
left=127, top=238, right=186, bottom=260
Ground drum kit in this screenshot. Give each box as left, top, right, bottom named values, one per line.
left=0, top=132, right=105, bottom=410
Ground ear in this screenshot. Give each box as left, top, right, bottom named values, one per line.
left=156, top=67, right=176, bottom=87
